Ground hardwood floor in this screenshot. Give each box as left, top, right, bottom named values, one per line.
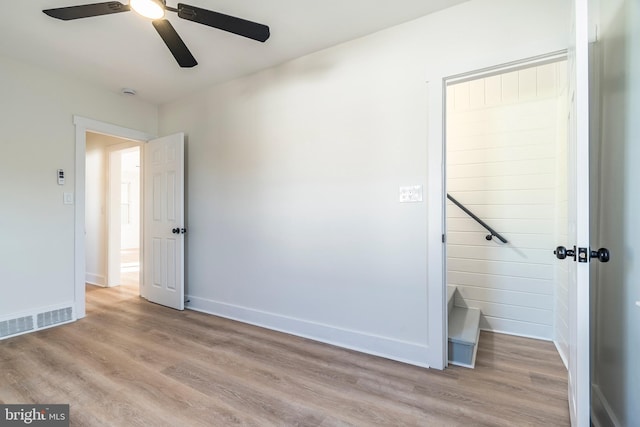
left=0, top=285, right=570, bottom=426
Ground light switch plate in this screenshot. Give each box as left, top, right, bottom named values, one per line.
left=399, top=185, right=423, bottom=203
left=63, top=192, right=74, bottom=205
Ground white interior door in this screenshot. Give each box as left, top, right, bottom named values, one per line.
left=143, top=133, right=185, bottom=310
left=564, top=0, right=590, bottom=424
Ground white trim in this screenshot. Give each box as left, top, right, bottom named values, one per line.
left=85, top=273, right=106, bottom=287
left=433, top=50, right=573, bottom=372
left=478, top=327, right=555, bottom=343
left=426, top=80, right=447, bottom=370
left=445, top=50, right=567, bottom=85
left=591, top=384, right=622, bottom=427
left=553, top=339, right=569, bottom=370
left=73, top=116, right=155, bottom=142
left=74, top=115, right=155, bottom=318
left=573, top=1, right=592, bottom=424
left=187, top=295, right=431, bottom=369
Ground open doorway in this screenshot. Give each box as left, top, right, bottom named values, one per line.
left=443, top=53, right=570, bottom=367
left=85, top=132, right=142, bottom=294
left=111, top=146, right=141, bottom=289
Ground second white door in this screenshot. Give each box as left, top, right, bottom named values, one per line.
left=143, top=133, right=186, bottom=310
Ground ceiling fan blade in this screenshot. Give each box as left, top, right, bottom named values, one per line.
left=152, top=20, right=198, bottom=68
left=43, top=1, right=130, bottom=20
left=177, top=3, right=270, bottom=42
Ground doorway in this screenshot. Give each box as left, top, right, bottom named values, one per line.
left=85, top=133, right=142, bottom=293
left=109, top=145, right=141, bottom=289
left=443, top=54, right=570, bottom=365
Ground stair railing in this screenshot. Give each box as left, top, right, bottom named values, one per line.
left=446, top=193, right=508, bottom=244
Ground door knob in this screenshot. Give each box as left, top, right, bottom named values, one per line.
left=172, top=228, right=180, bottom=234
left=554, top=246, right=575, bottom=260
left=590, top=248, right=610, bottom=263
left=180, top=228, right=187, bottom=234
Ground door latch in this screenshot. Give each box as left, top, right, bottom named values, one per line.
left=554, top=246, right=610, bottom=263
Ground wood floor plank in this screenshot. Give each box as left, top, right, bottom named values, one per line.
left=0, top=285, right=570, bottom=426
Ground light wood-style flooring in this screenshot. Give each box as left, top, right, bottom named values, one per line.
left=0, top=285, right=569, bottom=426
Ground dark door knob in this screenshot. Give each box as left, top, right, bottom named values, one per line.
left=554, top=246, right=575, bottom=260
left=172, top=228, right=180, bottom=234
left=590, top=248, right=610, bottom=263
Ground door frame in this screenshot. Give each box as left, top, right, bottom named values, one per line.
left=427, top=51, right=569, bottom=369
left=73, top=116, right=155, bottom=318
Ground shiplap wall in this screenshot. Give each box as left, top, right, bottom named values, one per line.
left=446, top=60, right=568, bottom=340
left=554, top=87, right=569, bottom=361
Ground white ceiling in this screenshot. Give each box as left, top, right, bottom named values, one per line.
left=0, top=1, right=467, bottom=104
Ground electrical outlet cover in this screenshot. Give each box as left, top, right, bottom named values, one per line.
left=63, top=192, right=74, bottom=205
left=399, top=185, right=423, bottom=203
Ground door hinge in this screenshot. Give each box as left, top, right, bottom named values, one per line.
left=442, top=234, right=446, bottom=243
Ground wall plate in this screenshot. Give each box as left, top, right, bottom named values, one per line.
left=399, top=185, right=423, bottom=203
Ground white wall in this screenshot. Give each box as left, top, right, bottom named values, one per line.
left=591, top=0, right=640, bottom=425
left=0, top=54, right=157, bottom=319
left=85, top=135, right=108, bottom=286
left=446, top=61, right=568, bottom=340
left=159, top=0, right=570, bottom=366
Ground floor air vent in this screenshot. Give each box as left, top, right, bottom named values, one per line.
left=37, top=307, right=73, bottom=328
left=0, top=316, right=35, bottom=338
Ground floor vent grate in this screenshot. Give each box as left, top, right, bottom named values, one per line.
left=0, top=316, right=35, bottom=338
left=37, top=307, right=73, bottom=328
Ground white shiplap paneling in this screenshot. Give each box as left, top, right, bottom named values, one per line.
left=446, top=61, right=567, bottom=340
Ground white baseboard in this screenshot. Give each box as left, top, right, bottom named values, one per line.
left=479, top=327, right=553, bottom=342
left=186, top=295, right=431, bottom=368
left=86, top=273, right=106, bottom=287
left=591, top=384, right=621, bottom=427
left=553, top=340, right=569, bottom=370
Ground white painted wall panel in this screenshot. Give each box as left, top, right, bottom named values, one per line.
left=0, top=55, right=157, bottom=318
left=85, top=137, right=108, bottom=286
left=447, top=61, right=567, bottom=340
left=157, top=0, right=570, bottom=366
left=482, top=317, right=553, bottom=339
left=448, top=258, right=554, bottom=280
left=554, top=88, right=569, bottom=364
left=447, top=231, right=553, bottom=248
left=448, top=271, right=553, bottom=294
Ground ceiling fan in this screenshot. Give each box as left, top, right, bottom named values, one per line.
left=43, top=0, right=270, bottom=68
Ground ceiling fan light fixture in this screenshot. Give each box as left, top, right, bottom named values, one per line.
left=130, top=0, right=165, bottom=19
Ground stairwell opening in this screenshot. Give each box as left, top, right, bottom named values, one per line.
left=443, top=54, right=569, bottom=367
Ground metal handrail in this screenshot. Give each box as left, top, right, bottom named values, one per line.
left=447, top=193, right=508, bottom=244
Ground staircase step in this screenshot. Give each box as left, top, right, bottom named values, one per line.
left=447, top=285, right=456, bottom=314
left=448, top=306, right=481, bottom=368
